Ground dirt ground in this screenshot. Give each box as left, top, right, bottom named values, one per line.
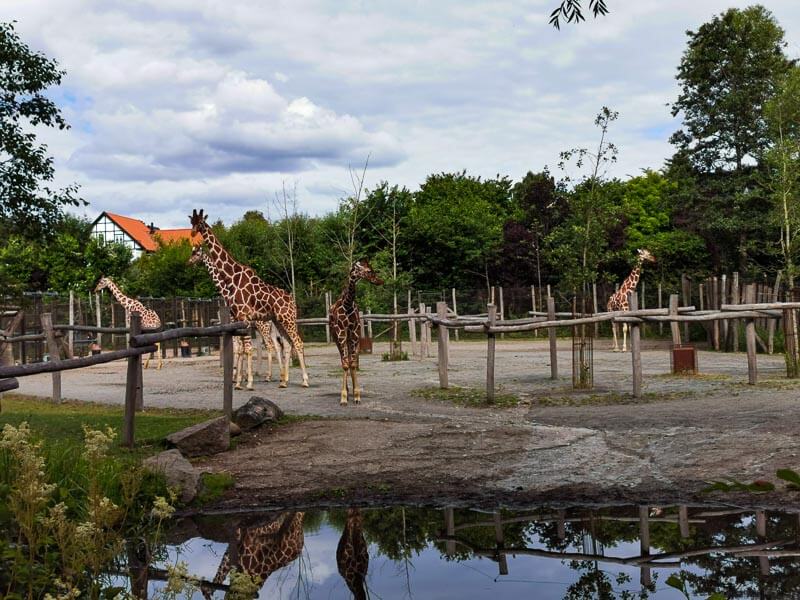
left=10, top=338, right=800, bottom=510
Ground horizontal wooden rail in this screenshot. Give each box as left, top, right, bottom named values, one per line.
left=0, top=333, right=55, bottom=343
left=0, top=378, right=20, bottom=392
left=55, top=324, right=132, bottom=334
left=0, top=345, right=157, bottom=378
left=722, top=302, right=800, bottom=311
left=615, top=311, right=775, bottom=323
left=130, top=322, right=250, bottom=346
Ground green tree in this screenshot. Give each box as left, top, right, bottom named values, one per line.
left=669, top=6, right=792, bottom=273
left=0, top=21, right=82, bottom=238
left=407, top=171, right=511, bottom=290
left=129, top=239, right=212, bottom=297
left=764, top=66, right=800, bottom=287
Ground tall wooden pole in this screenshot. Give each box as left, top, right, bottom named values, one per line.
left=221, top=306, right=233, bottom=418
left=68, top=290, right=75, bottom=357
left=486, top=304, right=496, bottom=403
left=547, top=295, right=558, bottom=380
left=745, top=284, right=758, bottom=385
left=123, top=312, right=142, bottom=448
left=41, top=313, right=61, bottom=403
left=437, top=302, right=449, bottom=389
left=630, top=294, right=642, bottom=399
left=452, top=288, right=459, bottom=342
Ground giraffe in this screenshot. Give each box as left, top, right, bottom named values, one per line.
left=337, top=508, right=369, bottom=600
left=93, top=276, right=163, bottom=369
left=189, top=209, right=308, bottom=387
left=189, top=244, right=286, bottom=387
left=206, top=511, right=305, bottom=598
left=329, top=259, right=384, bottom=405
left=606, top=248, right=656, bottom=352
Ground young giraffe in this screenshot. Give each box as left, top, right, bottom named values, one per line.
left=606, top=248, right=656, bottom=352
left=93, top=276, right=163, bottom=369
left=189, top=209, right=308, bottom=387
left=203, top=511, right=305, bottom=598
left=189, top=245, right=285, bottom=387
left=337, top=508, right=369, bottom=600
left=329, top=259, right=384, bottom=405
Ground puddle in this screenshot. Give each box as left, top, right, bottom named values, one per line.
left=120, top=504, right=800, bottom=599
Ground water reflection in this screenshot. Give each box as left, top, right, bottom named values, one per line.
left=138, top=504, right=800, bottom=599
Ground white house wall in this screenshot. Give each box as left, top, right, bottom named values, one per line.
left=91, top=215, right=144, bottom=258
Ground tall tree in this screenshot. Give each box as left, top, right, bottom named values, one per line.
left=669, top=6, right=792, bottom=273
left=0, top=21, right=82, bottom=238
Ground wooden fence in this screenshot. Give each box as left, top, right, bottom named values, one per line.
left=0, top=307, right=248, bottom=448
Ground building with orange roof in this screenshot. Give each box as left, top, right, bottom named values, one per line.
left=90, top=212, right=200, bottom=259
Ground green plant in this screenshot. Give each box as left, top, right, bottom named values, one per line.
left=382, top=350, right=409, bottom=361
left=195, top=472, right=236, bottom=505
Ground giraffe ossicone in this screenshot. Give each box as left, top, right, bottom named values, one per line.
left=606, top=248, right=656, bottom=352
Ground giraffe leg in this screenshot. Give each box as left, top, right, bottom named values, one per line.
left=266, top=343, right=273, bottom=382
left=351, top=361, right=360, bottom=404
left=340, top=368, right=349, bottom=405
left=156, top=342, right=163, bottom=370
left=611, top=322, right=619, bottom=351
left=234, top=341, right=243, bottom=390
left=622, top=323, right=628, bottom=353
left=282, top=321, right=309, bottom=388
left=246, top=349, right=254, bottom=390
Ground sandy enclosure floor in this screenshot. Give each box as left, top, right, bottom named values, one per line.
left=9, top=339, right=800, bottom=509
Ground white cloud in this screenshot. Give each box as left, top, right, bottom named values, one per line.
left=5, top=0, right=800, bottom=226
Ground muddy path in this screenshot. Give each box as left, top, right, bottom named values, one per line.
left=13, top=339, right=800, bottom=510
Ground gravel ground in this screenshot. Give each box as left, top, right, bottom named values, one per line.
left=9, top=338, right=800, bottom=509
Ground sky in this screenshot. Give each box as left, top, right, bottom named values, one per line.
left=7, top=0, right=800, bottom=228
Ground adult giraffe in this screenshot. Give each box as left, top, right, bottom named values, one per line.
left=94, top=276, right=163, bottom=368
left=329, top=259, right=383, bottom=405
left=189, top=209, right=308, bottom=387
left=189, top=244, right=285, bottom=387
left=606, top=248, right=655, bottom=352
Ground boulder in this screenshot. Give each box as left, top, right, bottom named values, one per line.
left=232, top=396, right=284, bottom=430
left=166, top=416, right=230, bottom=457
left=143, top=449, right=200, bottom=503
left=229, top=421, right=242, bottom=437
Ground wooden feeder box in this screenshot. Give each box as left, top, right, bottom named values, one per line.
left=671, top=344, right=697, bottom=375
left=359, top=337, right=373, bottom=354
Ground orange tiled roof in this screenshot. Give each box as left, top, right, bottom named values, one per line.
left=104, top=212, right=199, bottom=252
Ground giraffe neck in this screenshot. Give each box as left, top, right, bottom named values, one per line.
left=104, top=279, right=133, bottom=308
left=339, top=269, right=360, bottom=310
left=200, top=254, right=231, bottom=301
left=199, top=225, right=239, bottom=276
left=621, top=260, right=643, bottom=295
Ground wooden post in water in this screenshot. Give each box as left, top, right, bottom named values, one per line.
left=436, top=302, right=449, bottom=389
left=756, top=510, right=770, bottom=576
left=444, top=508, right=455, bottom=557
left=678, top=506, right=690, bottom=539
left=547, top=295, right=558, bottom=380
left=630, top=293, right=642, bottom=399
left=745, top=284, right=758, bottom=385
left=486, top=303, right=496, bottom=403
left=639, top=505, right=652, bottom=587
left=494, top=512, right=509, bottom=576
left=221, top=306, right=233, bottom=418
left=123, top=312, right=142, bottom=448
left=41, top=313, right=61, bottom=403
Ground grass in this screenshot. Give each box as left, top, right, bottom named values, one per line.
left=0, top=394, right=221, bottom=458
left=195, top=472, right=236, bottom=505
left=412, top=385, right=520, bottom=408
left=533, top=389, right=696, bottom=407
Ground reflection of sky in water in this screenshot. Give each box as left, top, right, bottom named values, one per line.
left=150, top=524, right=698, bottom=599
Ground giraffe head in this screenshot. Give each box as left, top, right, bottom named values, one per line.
left=188, top=244, right=206, bottom=265
left=637, top=248, right=656, bottom=264
left=93, top=276, right=112, bottom=293
left=190, top=209, right=209, bottom=236
left=352, top=259, right=384, bottom=285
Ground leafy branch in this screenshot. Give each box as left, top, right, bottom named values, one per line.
left=549, top=0, right=609, bottom=30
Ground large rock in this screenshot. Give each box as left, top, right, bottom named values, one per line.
left=166, top=416, right=230, bottom=457
left=233, top=396, right=284, bottom=430
left=143, top=449, right=200, bottom=503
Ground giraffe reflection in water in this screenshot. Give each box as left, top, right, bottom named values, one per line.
left=205, top=509, right=370, bottom=599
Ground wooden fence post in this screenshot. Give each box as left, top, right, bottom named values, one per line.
left=68, top=291, right=75, bottom=357
left=547, top=295, right=558, bottom=380
left=437, top=302, right=449, bottom=389
left=123, top=312, right=142, bottom=448
left=783, top=305, right=799, bottom=378
left=629, top=294, right=642, bottom=399
left=408, top=305, right=418, bottom=358
left=592, top=282, right=599, bottom=339
left=221, top=306, right=233, bottom=418
left=731, top=272, right=740, bottom=352
left=325, top=291, right=331, bottom=344
left=768, top=271, right=782, bottom=354
left=366, top=308, right=373, bottom=340
left=657, top=282, right=664, bottom=336
left=720, top=274, right=728, bottom=346
left=40, top=313, right=61, bottom=403
left=745, top=284, right=758, bottom=385
left=498, top=286, right=505, bottom=340
left=669, top=294, right=681, bottom=346
left=452, top=288, right=459, bottom=342
left=95, top=292, right=102, bottom=349
left=712, top=276, right=720, bottom=350
left=486, top=303, right=496, bottom=403
left=681, top=274, right=690, bottom=343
